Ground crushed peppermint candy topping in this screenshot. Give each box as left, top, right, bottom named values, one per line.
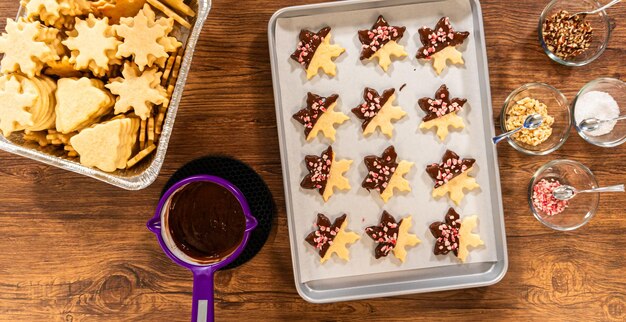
left=293, top=93, right=338, bottom=137
left=418, top=84, right=467, bottom=122
left=429, top=208, right=462, bottom=257
left=532, top=178, right=569, bottom=216
left=365, top=211, right=401, bottom=258
left=362, top=145, right=399, bottom=193
left=426, top=150, right=475, bottom=188
left=358, top=15, right=406, bottom=60
left=305, top=213, right=346, bottom=257
left=416, top=17, right=469, bottom=59
left=300, top=146, right=333, bottom=195
left=290, top=27, right=331, bottom=69
left=352, top=87, right=395, bottom=131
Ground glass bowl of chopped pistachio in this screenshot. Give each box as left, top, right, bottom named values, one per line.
left=573, top=77, right=626, bottom=147
left=539, top=0, right=612, bottom=66
left=500, top=83, right=571, bottom=155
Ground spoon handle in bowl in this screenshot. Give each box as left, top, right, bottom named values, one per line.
left=492, top=127, right=521, bottom=144
left=581, top=184, right=625, bottom=194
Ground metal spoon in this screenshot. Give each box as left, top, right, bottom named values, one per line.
left=570, top=0, right=621, bottom=18
left=578, top=115, right=626, bottom=132
left=552, top=184, right=625, bottom=201
left=492, top=114, right=543, bottom=145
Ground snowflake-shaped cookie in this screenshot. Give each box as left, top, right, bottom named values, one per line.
left=23, top=0, right=90, bottom=28
left=365, top=211, right=420, bottom=262
left=429, top=208, right=483, bottom=262
left=0, top=76, right=37, bottom=136
left=418, top=84, right=467, bottom=140
left=417, top=17, right=470, bottom=75
left=0, top=19, right=58, bottom=77
left=358, top=15, right=407, bottom=71
left=291, top=27, right=345, bottom=79
left=352, top=87, right=406, bottom=138
left=105, top=62, right=168, bottom=120
left=305, top=213, right=360, bottom=263
left=362, top=146, right=413, bottom=203
left=300, top=146, right=352, bottom=202
left=115, top=4, right=178, bottom=70
left=426, top=150, right=479, bottom=205
left=292, top=92, right=348, bottom=142
left=63, top=14, right=122, bottom=77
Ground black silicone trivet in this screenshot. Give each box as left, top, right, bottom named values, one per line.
left=161, top=156, right=275, bottom=269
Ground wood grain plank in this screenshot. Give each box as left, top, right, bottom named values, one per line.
left=0, top=0, right=624, bottom=321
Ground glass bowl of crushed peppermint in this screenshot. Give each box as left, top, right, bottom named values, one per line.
left=538, top=0, right=612, bottom=66
left=573, top=77, right=626, bottom=147
left=528, top=160, right=599, bottom=231
left=500, top=83, right=571, bottom=155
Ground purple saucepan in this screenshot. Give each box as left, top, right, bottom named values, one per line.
left=147, top=175, right=258, bottom=322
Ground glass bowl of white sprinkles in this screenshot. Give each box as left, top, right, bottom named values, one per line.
left=573, top=77, right=626, bottom=147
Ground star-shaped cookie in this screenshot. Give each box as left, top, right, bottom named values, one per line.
left=105, top=62, right=168, bottom=120
left=0, top=76, right=37, bottom=137
left=429, top=208, right=483, bottom=262
left=0, top=19, right=58, bottom=77
left=305, top=213, right=360, bottom=263
left=292, top=92, right=348, bottom=142
left=418, top=84, right=467, bottom=140
left=291, top=27, right=345, bottom=79
left=352, top=87, right=406, bottom=138
left=417, top=17, right=470, bottom=75
left=63, top=14, right=122, bottom=77
left=362, top=146, right=413, bottom=203
left=115, top=4, right=177, bottom=70
left=365, top=211, right=420, bottom=262
left=301, top=146, right=351, bottom=202
left=426, top=150, right=479, bottom=205
left=358, top=15, right=407, bottom=71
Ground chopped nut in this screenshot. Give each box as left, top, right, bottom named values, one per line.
left=542, top=10, right=593, bottom=60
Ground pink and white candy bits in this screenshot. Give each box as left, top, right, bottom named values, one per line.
left=532, top=178, right=569, bottom=216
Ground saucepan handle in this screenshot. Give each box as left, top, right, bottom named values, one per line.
left=191, top=267, right=216, bottom=322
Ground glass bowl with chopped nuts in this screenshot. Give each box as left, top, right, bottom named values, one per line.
left=528, top=160, right=599, bottom=231
left=500, top=83, right=571, bottom=155
left=539, top=0, right=612, bottom=66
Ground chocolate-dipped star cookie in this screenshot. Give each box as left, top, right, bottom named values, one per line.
left=293, top=92, right=348, bottom=142
left=358, top=15, right=407, bottom=71
left=291, top=27, right=345, bottom=79
left=365, top=211, right=420, bottom=262
left=352, top=87, right=406, bottom=138
left=429, top=208, right=483, bottom=262
left=362, top=146, right=412, bottom=203
left=301, top=146, right=352, bottom=202
left=416, top=17, right=470, bottom=75
left=306, top=213, right=360, bottom=263
left=418, top=84, right=467, bottom=141
left=426, top=150, right=479, bottom=205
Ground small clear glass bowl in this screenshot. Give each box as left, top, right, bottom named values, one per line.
left=538, top=0, right=612, bottom=66
left=572, top=77, right=626, bottom=147
left=500, top=83, right=571, bottom=155
left=528, top=160, right=599, bottom=231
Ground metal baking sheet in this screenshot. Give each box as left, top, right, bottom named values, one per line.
left=0, top=0, right=211, bottom=190
left=269, top=0, right=507, bottom=303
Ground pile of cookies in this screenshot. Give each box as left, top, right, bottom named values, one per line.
left=292, top=16, right=485, bottom=264
left=0, top=0, right=195, bottom=172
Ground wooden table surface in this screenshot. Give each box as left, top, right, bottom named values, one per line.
left=1, top=0, right=625, bottom=321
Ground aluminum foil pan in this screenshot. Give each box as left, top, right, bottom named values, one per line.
left=0, top=0, right=211, bottom=190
